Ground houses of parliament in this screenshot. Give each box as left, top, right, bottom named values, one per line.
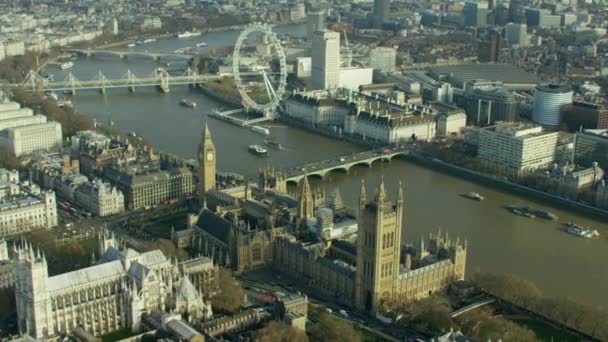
left=193, top=125, right=467, bottom=312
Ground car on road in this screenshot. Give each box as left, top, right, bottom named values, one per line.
left=339, top=309, right=348, bottom=318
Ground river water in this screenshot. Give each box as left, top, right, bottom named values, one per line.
left=47, top=23, right=608, bottom=308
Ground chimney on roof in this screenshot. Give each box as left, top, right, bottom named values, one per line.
left=62, top=154, right=70, bottom=175
left=71, top=159, right=80, bottom=174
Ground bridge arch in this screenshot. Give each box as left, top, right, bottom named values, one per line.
left=347, top=161, right=372, bottom=171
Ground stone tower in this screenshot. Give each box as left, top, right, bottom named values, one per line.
left=258, top=168, right=287, bottom=193
left=15, top=243, right=52, bottom=339
left=297, top=176, right=314, bottom=220
left=296, top=176, right=314, bottom=237
left=355, top=179, right=403, bottom=313
left=198, top=123, right=216, bottom=202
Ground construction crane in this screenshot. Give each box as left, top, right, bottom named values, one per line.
left=102, top=90, right=113, bottom=138
left=342, top=30, right=353, bottom=68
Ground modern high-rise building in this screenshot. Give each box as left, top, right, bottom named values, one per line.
left=369, top=47, right=397, bottom=73
left=478, top=29, right=502, bottom=63
left=312, top=30, right=340, bottom=90
left=198, top=123, right=216, bottom=201
left=463, top=1, right=488, bottom=28
left=573, top=129, right=608, bottom=170
left=306, top=11, right=326, bottom=41
left=464, top=83, right=519, bottom=125
left=373, top=0, right=390, bottom=29
left=508, top=0, right=528, bottom=23
left=532, top=84, right=573, bottom=129
left=505, top=23, right=528, bottom=47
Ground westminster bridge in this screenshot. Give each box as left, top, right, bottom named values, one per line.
left=280, top=146, right=410, bottom=183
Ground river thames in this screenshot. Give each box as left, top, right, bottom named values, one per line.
left=48, top=23, right=608, bottom=308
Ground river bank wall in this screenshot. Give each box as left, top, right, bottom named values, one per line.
left=407, top=154, right=608, bottom=221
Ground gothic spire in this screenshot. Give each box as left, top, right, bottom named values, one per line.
left=359, top=178, right=366, bottom=209
left=397, top=181, right=403, bottom=204
left=203, top=122, right=212, bottom=142
left=375, top=177, right=386, bottom=206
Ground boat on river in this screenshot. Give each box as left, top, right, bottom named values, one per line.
left=196, top=42, right=208, bottom=47
left=177, top=31, right=201, bottom=38
left=179, top=99, right=197, bottom=108
left=251, top=126, right=270, bottom=135
left=463, top=192, right=484, bottom=201
left=264, top=138, right=282, bottom=149
left=60, top=61, right=74, bottom=70
left=506, top=205, right=535, bottom=218
left=532, top=209, right=558, bottom=220
left=249, top=145, right=268, bottom=156
left=565, top=223, right=599, bottom=238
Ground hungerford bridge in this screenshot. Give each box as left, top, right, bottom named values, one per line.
left=9, top=68, right=243, bottom=94
left=69, top=48, right=196, bottom=60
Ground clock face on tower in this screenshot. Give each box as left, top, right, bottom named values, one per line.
left=207, top=152, right=214, bottom=161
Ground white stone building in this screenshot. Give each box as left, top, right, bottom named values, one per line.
left=15, top=231, right=212, bottom=339
left=74, top=179, right=125, bottom=217
left=284, top=92, right=352, bottom=128
left=344, top=110, right=436, bottom=143
left=437, top=111, right=467, bottom=136
left=0, top=101, right=21, bottom=112
left=0, top=169, right=58, bottom=237
left=283, top=89, right=438, bottom=143
left=0, top=121, right=62, bottom=157
left=0, top=107, right=34, bottom=120
left=369, top=47, right=397, bottom=73
left=477, top=122, right=559, bottom=174
left=0, top=114, right=47, bottom=131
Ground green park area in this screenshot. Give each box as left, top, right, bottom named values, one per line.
left=142, top=211, right=189, bottom=239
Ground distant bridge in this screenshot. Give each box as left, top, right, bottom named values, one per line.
left=69, top=48, right=195, bottom=60
left=8, top=68, right=218, bottom=93
left=281, top=147, right=410, bottom=183
left=451, top=298, right=495, bottom=318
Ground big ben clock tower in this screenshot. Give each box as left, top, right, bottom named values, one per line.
left=199, top=123, right=216, bottom=202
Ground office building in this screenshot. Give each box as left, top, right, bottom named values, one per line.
left=464, top=82, right=519, bottom=125
left=369, top=47, right=397, bottom=73
left=306, top=11, right=326, bottom=41
left=0, top=101, right=21, bottom=112
left=373, top=0, right=390, bottom=29
left=283, top=89, right=439, bottom=143
left=478, top=29, right=502, bottom=63
left=573, top=129, right=608, bottom=170
left=433, top=83, right=454, bottom=103
left=477, top=122, right=559, bottom=174
left=15, top=232, right=213, bottom=339
left=73, top=179, right=125, bottom=217
left=563, top=101, right=608, bottom=131
left=532, top=84, right=573, bottom=129
left=312, top=30, right=340, bottom=90
left=437, top=110, right=467, bottom=136
left=505, top=23, right=528, bottom=47
left=463, top=1, right=488, bottom=28
left=0, top=122, right=62, bottom=157
left=0, top=108, right=34, bottom=121
left=508, top=0, right=528, bottom=23
left=338, top=67, right=373, bottom=90
left=0, top=169, right=57, bottom=237
left=104, top=163, right=194, bottom=210
left=0, top=114, right=46, bottom=131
